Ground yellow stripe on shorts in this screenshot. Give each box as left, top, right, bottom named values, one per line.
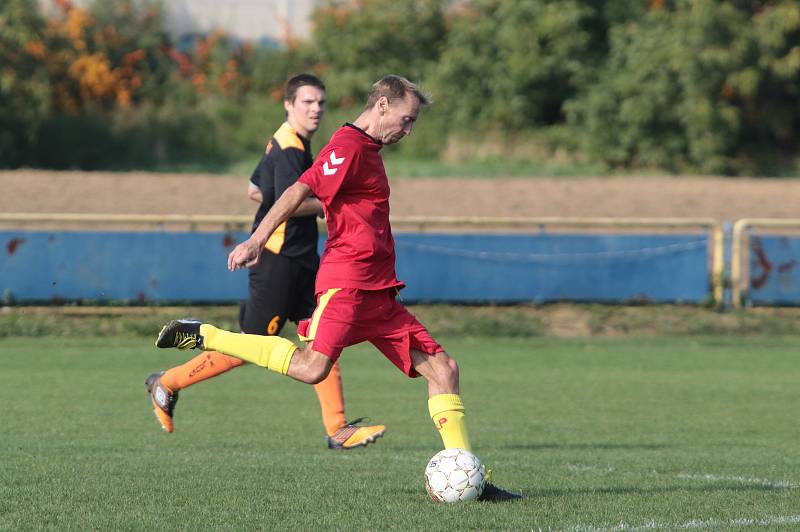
left=303, top=288, right=341, bottom=342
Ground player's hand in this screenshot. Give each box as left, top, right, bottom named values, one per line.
left=228, top=239, right=263, bottom=271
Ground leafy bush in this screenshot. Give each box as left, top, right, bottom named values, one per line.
left=309, top=0, right=445, bottom=106
left=566, top=0, right=800, bottom=174
left=0, top=0, right=51, bottom=167
left=3, top=0, right=800, bottom=175
left=428, top=0, right=599, bottom=130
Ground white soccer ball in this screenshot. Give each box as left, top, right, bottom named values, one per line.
left=424, top=448, right=485, bottom=503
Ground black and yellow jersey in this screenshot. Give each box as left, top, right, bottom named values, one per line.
left=250, top=121, right=319, bottom=271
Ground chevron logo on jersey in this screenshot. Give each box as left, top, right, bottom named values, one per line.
left=323, top=150, right=345, bottom=175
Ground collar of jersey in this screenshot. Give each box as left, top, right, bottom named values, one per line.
left=344, top=123, right=382, bottom=146
left=281, top=121, right=311, bottom=144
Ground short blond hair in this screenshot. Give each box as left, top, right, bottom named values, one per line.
left=364, top=75, right=431, bottom=110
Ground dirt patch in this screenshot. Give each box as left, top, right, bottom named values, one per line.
left=2, top=170, right=800, bottom=220
left=538, top=304, right=593, bottom=337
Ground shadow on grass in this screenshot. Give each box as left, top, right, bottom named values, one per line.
left=504, top=442, right=671, bottom=451
left=393, top=480, right=794, bottom=502
left=528, top=483, right=795, bottom=498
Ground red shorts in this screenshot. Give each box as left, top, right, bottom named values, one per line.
left=296, top=287, right=443, bottom=377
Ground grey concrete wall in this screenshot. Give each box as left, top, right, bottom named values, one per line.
left=40, top=0, right=322, bottom=44
left=165, top=0, right=321, bottom=44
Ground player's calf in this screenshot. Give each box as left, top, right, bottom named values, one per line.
left=284, top=347, right=334, bottom=384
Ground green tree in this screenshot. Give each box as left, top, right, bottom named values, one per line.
left=87, top=0, right=174, bottom=104
left=309, top=0, right=446, bottom=105
left=738, top=1, right=800, bottom=173
left=429, top=0, right=599, bottom=132
left=566, top=0, right=800, bottom=174
left=0, top=0, right=51, bottom=167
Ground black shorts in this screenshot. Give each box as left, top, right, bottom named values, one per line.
left=239, top=251, right=316, bottom=336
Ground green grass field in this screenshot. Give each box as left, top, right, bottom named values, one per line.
left=2, top=335, right=799, bottom=530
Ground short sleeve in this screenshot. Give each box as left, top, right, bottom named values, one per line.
left=249, top=155, right=266, bottom=187
left=273, top=146, right=308, bottom=198
left=298, top=143, right=359, bottom=205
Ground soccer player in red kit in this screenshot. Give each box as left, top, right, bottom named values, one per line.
left=144, top=74, right=385, bottom=450
left=156, top=75, right=521, bottom=501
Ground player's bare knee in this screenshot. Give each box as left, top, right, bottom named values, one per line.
left=303, top=364, right=330, bottom=384
left=447, top=356, right=459, bottom=382
left=288, top=347, right=333, bottom=384
left=441, top=353, right=459, bottom=386
left=291, top=361, right=329, bottom=384
left=431, top=351, right=459, bottom=386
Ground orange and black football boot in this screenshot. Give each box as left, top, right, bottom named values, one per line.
left=145, top=371, right=179, bottom=433
left=326, top=418, right=386, bottom=450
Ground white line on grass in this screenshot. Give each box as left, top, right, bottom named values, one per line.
left=569, top=514, right=800, bottom=531
left=566, top=464, right=616, bottom=473
left=677, top=472, right=800, bottom=490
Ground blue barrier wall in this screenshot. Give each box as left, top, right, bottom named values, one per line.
left=747, top=235, right=800, bottom=306
left=1, top=231, right=250, bottom=303
left=394, top=233, right=709, bottom=303
left=1, top=230, right=711, bottom=304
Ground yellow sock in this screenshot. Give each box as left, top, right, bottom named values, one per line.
left=428, top=393, right=471, bottom=451
left=200, top=324, right=296, bottom=375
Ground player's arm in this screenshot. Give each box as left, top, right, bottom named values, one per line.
left=292, top=196, right=323, bottom=217
left=247, top=182, right=263, bottom=203
left=228, top=181, right=312, bottom=271
left=248, top=154, right=269, bottom=203
left=274, top=147, right=323, bottom=218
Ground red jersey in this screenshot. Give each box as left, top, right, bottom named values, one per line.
left=298, top=123, right=403, bottom=293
